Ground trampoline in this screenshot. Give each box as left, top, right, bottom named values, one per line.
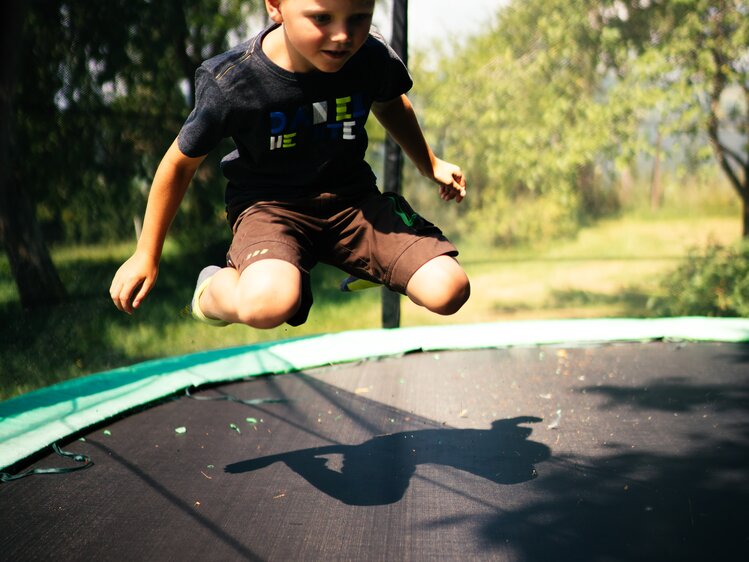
left=1, top=318, right=748, bottom=561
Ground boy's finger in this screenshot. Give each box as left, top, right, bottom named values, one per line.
left=121, top=282, right=138, bottom=314
left=110, top=282, right=131, bottom=314
left=454, top=172, right=466, bottom=202
left=449, top=180, right=465, bottom=203
left=112, top=277, right=143, bottom=314
left=133, top=278, right=153, bottom=309
left=114, top=289, right=132, bottom=314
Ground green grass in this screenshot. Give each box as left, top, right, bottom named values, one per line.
left=0, top=208, right=742, bottom=400
left=400, top=213, right=741, bottom=326
left=0, top=240, right=384, bottom=400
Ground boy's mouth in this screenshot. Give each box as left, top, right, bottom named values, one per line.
left=322, top=49, right=349, bottom=60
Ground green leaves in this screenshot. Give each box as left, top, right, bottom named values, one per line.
left=648, top=241, right=749, bottom=317
left=412, top=0, right=614, bottom=243
left=602, top=0, right=749, bottom=198
left=15, top=0, right=263, bottom=245
left=411, top=0, right=749, bottom=243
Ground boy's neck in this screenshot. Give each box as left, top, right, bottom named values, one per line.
left=262, top=25, right=305, bottom=73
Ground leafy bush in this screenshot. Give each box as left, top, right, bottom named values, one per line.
left=648, top=242, right=749, bottom=317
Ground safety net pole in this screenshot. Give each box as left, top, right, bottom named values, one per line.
left=381, top=0, right=409, bottom=329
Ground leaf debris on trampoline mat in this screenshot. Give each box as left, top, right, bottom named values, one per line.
left=175, top=427, right=187, bottom=434
left=547, top=409, right=563, bottom=429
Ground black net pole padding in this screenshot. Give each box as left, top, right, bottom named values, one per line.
left=0, top=443, right=94, bottom=483
left=389, top=0, right=409, bottom=63
left=381, top=0, right=409, bottom=329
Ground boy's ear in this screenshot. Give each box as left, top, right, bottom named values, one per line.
left=265, top=0, right=283, bottom=24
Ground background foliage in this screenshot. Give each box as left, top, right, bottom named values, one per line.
left=1, top=0, right=747, bottom=398
left=648, top=240, right=749, bottom=317
left=7, top=0, right=747, bottom=250
left=1, top=0, right=746, bottom=309
left=404, top=0, right=747, bottom=245
left=14, top=0, right=262, bottom=246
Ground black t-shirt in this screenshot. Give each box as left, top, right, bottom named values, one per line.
left=177, top=24, right=413, bottom=224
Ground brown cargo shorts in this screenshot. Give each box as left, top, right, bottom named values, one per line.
left=226, top=190, right=458, bottom=325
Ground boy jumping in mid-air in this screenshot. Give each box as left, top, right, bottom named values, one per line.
left=110, top=0, right=470, bottom=327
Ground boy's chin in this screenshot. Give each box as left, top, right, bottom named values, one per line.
left=310, top=62, right=346, bottom=73
left=311, top=54, right=352, bottom=73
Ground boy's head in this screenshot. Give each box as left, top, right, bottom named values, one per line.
left=264, top=0, right=375, bottom=73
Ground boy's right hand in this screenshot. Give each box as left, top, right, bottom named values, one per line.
left=109, top=252, right=159, bottom=314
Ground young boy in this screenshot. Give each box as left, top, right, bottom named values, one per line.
left=110, top=0, right=470, bottom=328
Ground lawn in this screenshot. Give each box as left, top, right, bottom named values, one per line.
left=402, top=214, right=740, bottom=325
left=0, top=210, right=741, bottom=400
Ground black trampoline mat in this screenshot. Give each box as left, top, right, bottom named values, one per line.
left=1, top=342, right=748, bottom=561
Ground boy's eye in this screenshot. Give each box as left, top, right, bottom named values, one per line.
left=349, top=13, right=373, bottom=25
left=310, top=14, right=331, bottom=25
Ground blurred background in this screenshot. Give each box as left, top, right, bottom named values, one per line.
left=1, top=0, right=747, bottom=398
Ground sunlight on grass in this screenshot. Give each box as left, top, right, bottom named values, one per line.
left=402, top=214, right=740, bottom=326
left=0, top=210, right=742, bottom=399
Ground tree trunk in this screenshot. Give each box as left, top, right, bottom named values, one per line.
left=0, top=0, right=67, bottom=308
left=707, top=48, right=749, bottom=238
left=577, top=162, right=597, bottom=216
left=650, top=129, right=662, bottom=211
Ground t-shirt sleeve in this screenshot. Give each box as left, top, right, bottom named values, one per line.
left=368, top=32, right=413, bottom=102
left=177, top=66, right=230, bottom=157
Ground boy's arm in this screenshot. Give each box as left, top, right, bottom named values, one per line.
left=371, top=94, right=466, bottom=203
left=110, top=139, right=206, bottom=314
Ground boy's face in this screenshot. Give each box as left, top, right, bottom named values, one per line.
left=266, top=0, right=375, bottom=73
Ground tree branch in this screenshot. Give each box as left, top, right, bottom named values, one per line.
left=707, top=48, right=746, bottom=196
left=171, top=0, right=197, bottom=106
left=719, top=139, right=748, bottom=170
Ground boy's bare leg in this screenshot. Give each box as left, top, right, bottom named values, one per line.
left=199, top=259, right=302, bottom=329
left=406, top=255, right=470, bottom=315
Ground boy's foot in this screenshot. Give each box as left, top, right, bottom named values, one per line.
left=339, top=275, right=381, bottom=292
left=191, top=266, right=230, bottom=327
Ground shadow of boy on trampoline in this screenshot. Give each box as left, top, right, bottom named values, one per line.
left=225, top=416, right=550, bottom=505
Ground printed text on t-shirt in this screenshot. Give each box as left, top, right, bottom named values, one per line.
left=268, top=93, right=367, bottom=150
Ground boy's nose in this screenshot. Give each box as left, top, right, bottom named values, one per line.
left=329, top=23, right=353, bottom=44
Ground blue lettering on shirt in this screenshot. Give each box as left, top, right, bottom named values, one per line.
left=269, top=92, right=366, bottom=150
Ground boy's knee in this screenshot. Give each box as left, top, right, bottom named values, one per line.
left=236, top=262, right=302, bottom=328
left=235, top=290, right=301, bottom=329
left=238, top=307, right=299, bottom=329
left=446, top=275, right=471, bottom=314
left=407, top=256, right=470, bottom=316
left=428, top=273, right=470, bottom=315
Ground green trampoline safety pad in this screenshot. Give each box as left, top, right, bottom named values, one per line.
left=2, top=317, right=749, bottom=470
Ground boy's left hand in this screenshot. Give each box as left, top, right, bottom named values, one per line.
left=431, top=158, right=466, bottom=203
